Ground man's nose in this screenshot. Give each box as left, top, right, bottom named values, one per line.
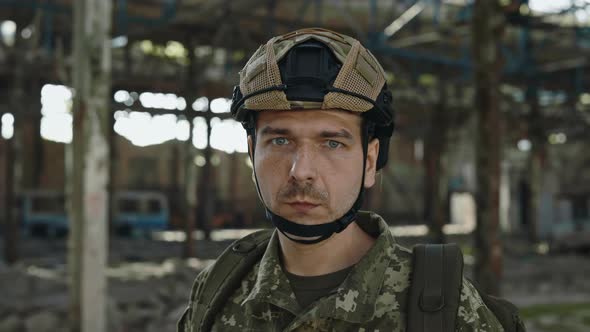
left=289, top=146, right=317, bottom=183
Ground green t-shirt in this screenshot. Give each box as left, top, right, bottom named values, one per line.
left=285, top=265, right=354, bottom=309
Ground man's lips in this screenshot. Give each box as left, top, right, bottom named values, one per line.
left=286, top=201, right=320, bottom=212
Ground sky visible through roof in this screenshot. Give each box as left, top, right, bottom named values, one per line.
left=529, top=0, right=590, bottom=22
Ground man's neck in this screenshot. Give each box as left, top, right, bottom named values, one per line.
left=278, top=221, right=376, bottom=277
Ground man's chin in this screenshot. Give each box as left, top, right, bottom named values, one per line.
left=274, top=210, right=331, bottom=226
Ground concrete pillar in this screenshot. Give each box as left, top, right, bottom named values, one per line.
left=499, top=161, right=511, bottom=233
left=197, top=119, right=214, bottom=241
left=472, top=0, right=505, bottom=295
left=424, top=83, right=449, bottom=244
left=183, top=37, right=197, bottom=257
left=184, top=121, right=197, bottom=257
left=526, top=85, right=545, bottom=242
left=2, top=121, right=19, bottom=264
left=68, top=0, right=112, bottom=331
left=3, top=42, right=25, bottom=264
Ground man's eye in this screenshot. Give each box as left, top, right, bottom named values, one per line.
left=271, top=137, right=289, bottom=146
left=326, top=140, right=343, bottom=149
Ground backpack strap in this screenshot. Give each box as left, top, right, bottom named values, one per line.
left=191, top=229, right=273, bottom=331
left=470, top=281, right=527, bottom=332
left=407, top=243, right=464, bottom=332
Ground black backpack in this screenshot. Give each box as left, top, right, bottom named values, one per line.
left=183, top=230, right=525, bottom=332
left=408, top=244, right=526, bottom=332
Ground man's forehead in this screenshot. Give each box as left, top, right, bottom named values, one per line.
left=256, top=109, right=362, bottom=127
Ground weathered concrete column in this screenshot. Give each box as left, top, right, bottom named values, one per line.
left=526, top=85, right=544, bottom=243
left=3, top=41, right=26, bottom=264
left=183, top=36, right=197, bottom=257
left=424, top=82, right=449, bottom=244
left=2, top=118, right=20, bottom=264
left=183, top=120, right=197, bottom=258
left=472, top=0, right=505, bottom=295
left=68, top=1, right=112, bottom=331
left=197, top=122, right=214, bottom=241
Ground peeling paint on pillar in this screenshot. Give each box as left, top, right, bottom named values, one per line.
left=69, top=0, right=112, bottom=331
left=81, top=107, right=109, bottom=332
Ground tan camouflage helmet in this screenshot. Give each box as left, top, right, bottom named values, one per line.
left=230, top=27, right=395, bottom=169
left=231, top=28, right=392, bottom=119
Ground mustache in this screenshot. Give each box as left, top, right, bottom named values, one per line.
left=278, top=181, right=329, bottom=203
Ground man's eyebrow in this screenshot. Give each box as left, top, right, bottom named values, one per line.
left=259, top=126, right=292, bottom=136
left=319, top=129, right=354, bottom=141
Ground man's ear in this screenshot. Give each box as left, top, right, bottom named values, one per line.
left=364, top=138, right=379, bottom=188
left=247, top=135, right=254, bottom=163
left=247, top=135, right=258, bottom=185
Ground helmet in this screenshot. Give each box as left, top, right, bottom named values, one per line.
left=230, top=28, right=395, bottom=244
left=231, top=27, right=394, bottom=169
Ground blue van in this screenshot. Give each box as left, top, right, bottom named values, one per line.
left=112, top=191, right=170, bottom=234
left=21, top=190, right=68, bottom=236
left=18, top=190, right=169, bottom=236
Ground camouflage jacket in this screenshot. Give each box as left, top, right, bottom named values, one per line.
left=178, top=212, right=504, bottom=331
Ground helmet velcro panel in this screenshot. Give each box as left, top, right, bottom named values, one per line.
left=239, top=38, right=290, bottom=110
left=323, top=41, right=386, bottom=112
left=271, top=33, right=350, bottom=68
left=281, top=34, right=350, bottom=64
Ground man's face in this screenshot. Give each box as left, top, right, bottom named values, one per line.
left=249, top=109, right=379, bottom=225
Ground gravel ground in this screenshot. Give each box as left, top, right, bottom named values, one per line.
left=0, top=231, right=588, bottom=331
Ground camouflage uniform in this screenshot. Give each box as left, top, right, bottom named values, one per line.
left=178, top=212, right=504, bottom=331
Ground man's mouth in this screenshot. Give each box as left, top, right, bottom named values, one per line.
left=286, top=201, right=320, bottom=213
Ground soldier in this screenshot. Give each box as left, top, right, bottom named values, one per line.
left=178, top=28, right=522, bottom=332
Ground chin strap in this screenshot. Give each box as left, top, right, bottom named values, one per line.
left=266, top=192, right=362, bottom=244
left=249, top=121, right=370, bottom=245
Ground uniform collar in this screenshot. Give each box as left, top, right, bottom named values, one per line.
left=242, top=211, right=397, bottom=323
left=316, top=211, right=396, bottom=323
left=241, top=229, right=300, bottom=315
